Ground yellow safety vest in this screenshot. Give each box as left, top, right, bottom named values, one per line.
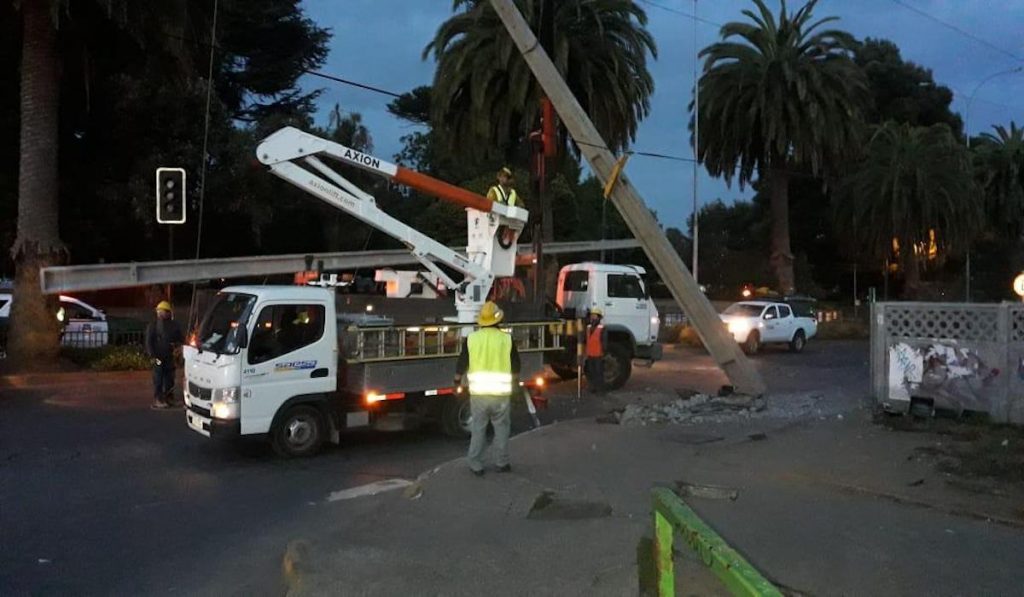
left=466, top=327, right=513, bottom=396
left=488, top=185, right=518, bottom=207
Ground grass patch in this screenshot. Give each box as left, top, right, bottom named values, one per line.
left=815, top=319, right=869, bottom=340
left=62, top=345, right=151, bottom=371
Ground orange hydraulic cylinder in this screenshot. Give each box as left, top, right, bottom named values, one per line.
left=393, top=166, right=494, bottom=213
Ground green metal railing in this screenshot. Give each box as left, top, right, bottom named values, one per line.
left=646, top=487, right=782, bottom=597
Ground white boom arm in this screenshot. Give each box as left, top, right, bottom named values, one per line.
left=256, top=127, right=528, bottom=325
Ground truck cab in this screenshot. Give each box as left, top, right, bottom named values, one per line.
left=184, top=286, right=341, bottom=456
left=551, top=263, right=662, bottom=389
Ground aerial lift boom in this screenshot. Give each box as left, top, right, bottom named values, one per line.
left=256, top=126, right=529, bottom=326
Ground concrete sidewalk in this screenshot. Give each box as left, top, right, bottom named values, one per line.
left=283, top=409, right=1024, bottom=596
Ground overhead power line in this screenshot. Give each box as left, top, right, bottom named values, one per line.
left=302, top=70, right=403, bottom=98
left=636, top=0, right=723, bottom=28
left=888, top=0, right=1024, bottom=63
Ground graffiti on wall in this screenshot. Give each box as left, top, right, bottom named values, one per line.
left=889, top=342, right=1001, bottom=413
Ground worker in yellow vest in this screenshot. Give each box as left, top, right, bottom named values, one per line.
left=453, top=301, right=521, bottom=476
left=487, top=167, right=518, bottom=207
left=585, top=308, right=608, bottom=394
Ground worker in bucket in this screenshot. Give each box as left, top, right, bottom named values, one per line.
left=453, top=301, right=521, bottom=476
left=146, top=300, right=184, bottom=409
left=585, top=308, right=608, bottom=394
left=487, top=166, right=519, bottom=207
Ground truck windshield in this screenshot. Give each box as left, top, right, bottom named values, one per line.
left=197, top=292, right=256, bottom=355
left=724, top=304, right=764, bottom=317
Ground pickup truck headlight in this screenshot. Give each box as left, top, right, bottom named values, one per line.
left=727, top=320, right=750, bottom=335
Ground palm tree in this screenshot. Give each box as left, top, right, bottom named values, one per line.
left=9, top=1, right=219, bottom=366
left=696, top=0, right=869, bottom=294
left=835, top=122, right=980, bottom=297
left=974, top=122, right=1024, bottom=239
left=425, top=0, right=656, bottom=172
left=8, top=0, right=67, bottom=365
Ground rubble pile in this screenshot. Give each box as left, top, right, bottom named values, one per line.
left=613, top=393, right=764, bottom=425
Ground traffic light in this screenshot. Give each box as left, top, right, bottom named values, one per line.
left=156, top=167, right=187, bottom=224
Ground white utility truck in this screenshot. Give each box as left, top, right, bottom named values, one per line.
left=182, top=127, right=660, bottom=456
left=719, top=300, right=817, bottom=355
left=547, top=263, right=662, bottom=388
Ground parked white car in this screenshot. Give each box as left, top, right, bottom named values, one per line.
left=719, top=300, right=817, bottom=355
left=0, top=293, right=109, bottom=348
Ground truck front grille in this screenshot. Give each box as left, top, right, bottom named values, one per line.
left=188, top=381, right=212, bottom=400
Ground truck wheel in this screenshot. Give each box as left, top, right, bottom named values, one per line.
left=789, top=330, right=806, bottom=353
left=550, top=363, right=578, bottom=380
left=442, top=394, right=472, bottom=438
left=272, top=405, right=325, bottom=458
left=742, top=331, right=761, bottom=355
left=603, top=343, right=632, bottom=390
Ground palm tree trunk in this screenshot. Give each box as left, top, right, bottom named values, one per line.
left=8, top=0, right=64, bottom=368
left=768, top=167, right=795, bottom=294
left=902, top=244, right=921, bottom=299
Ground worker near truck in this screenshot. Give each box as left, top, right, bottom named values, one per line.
left=453, top=301, right=520, bottom=476
left=146, top=301, right=184, bottom=409
left=585, top=308, right=608, bottom=393
left=486, top=167, right=518, bottom=207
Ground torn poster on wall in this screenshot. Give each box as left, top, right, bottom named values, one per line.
left=888, top=342, right=1000, bottom=413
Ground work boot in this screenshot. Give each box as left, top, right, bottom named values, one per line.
left=496, top=464, right=512, bottom=473
left=151, top=400, right=170, bottom=410
left=471, top=468, right=485, bottom=477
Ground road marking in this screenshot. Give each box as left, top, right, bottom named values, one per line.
left=326, top=478, right=412, bottom=502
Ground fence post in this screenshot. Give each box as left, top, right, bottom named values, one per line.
left=870, top=302, right=888, bottom=406
left=997, top=303, right=1012, bottom=423
left=654, top=509, right=675, bottom=596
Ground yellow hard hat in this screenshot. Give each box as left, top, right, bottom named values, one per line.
left=155, top=301, right=172, bottom=312
left=477, top=301, right=505, bottom=327
left=498, top=167, right=513, bottom=178
left=590, top=308, right=603, bottom=317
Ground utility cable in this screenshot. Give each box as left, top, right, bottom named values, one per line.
left=187, top=0, right=219, bottom=331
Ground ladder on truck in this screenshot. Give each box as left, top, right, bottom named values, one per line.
left=340, top=320, right=574, bottom=364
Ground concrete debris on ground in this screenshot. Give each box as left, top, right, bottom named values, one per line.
left=608, top=391, right=825, bottom=425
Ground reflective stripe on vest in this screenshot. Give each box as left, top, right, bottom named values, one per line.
left=489, top=185, right=518, bottom=207
left=466, top=327, right=513, bottom=396
left=586, top=325, right=604, bottom=358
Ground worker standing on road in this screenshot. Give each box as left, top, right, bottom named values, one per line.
left=487, top=167, right=518, bottom=207
left=454, top=301, right=521, bottom=477
left=585, top=308, right=608, bottom=394
left=146, top=301, right=184, bottom=409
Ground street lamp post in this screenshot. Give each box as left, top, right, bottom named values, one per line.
left=963, top=65, right=1024, bottom=302
left=691, top=0, right=700, bottom=284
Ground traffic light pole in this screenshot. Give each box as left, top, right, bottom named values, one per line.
left=488, top=0, right=766, bottom=395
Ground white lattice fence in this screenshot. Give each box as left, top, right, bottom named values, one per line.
left=872, top=302, right=1024, bottom=424
left=883, top=305, right=999, bottom=342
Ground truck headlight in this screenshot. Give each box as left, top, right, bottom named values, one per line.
left=214, top=386, right=240, bottom=404
left=727, top=320, right=750, bottom=335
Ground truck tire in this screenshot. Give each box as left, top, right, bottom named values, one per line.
left=789, top=330, right=806, bottom=353
left=742, top=331, right=761, bottom=355
left=550, top=363, right=578, bottom=380
left=603, top=342, right=632, bottom=390
left=442, top=394, right=472, bottom=438
left=272, top=405, right=325, bottom=458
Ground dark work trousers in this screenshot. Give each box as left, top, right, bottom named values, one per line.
left=152, top=361, right=176, bottom=402
left=585, top=357, right=605, bottom=393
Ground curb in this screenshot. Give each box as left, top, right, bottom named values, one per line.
left=279, top=419, right=572, bottom=593
left=0, top=370, right=149, bottom=390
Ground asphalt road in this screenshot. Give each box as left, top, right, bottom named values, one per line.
left=0, top=340, right=868, bottom=595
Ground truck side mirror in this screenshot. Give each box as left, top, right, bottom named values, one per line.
left=236, top=326, right=249, bottom=349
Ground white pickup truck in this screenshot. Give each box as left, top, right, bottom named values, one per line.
left=719, top=300, right=817, bottom=354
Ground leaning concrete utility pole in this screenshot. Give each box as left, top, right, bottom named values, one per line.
left=488, top=0, right=766, bottom=395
